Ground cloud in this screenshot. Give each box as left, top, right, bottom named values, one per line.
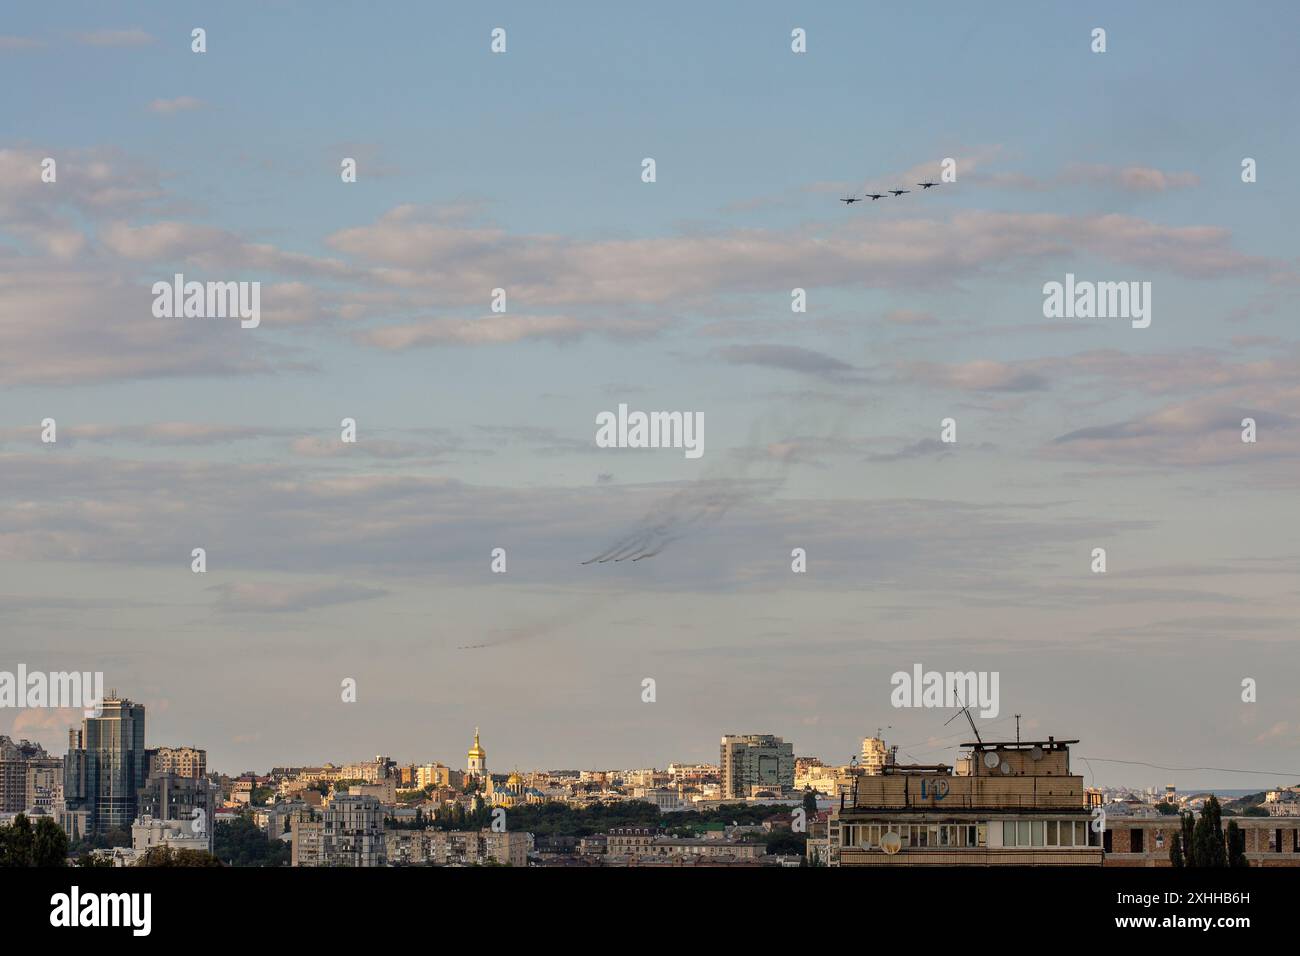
left=715, top=344, right=860, bottom=380
left=148, top=96, right=204, bottom=114
left=883, top=309, right=937, bottom=326
left=0, top=36, right=43, bottom=50
left=904, top=359, right=1049, bottom=392
left=1048, top=398, right=1300, bottom=466
left=208, top=581, right=389, bottom=613
left=76, top=28, right=155, bottom=47
left=1060, top=164, right=1200, bottom=192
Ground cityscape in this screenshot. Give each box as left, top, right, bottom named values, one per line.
left=2, top=694, right=1297, bottom=868
left=1, top=1, right=1296, bottom=935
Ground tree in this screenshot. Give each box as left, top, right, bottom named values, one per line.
left=1180, top=810, right=1197, bottom=865
left=0, top=814, right=34, bottom=866
left=1169, top=825, right=1184, bottom=867
left=1192, top=795, right=1227, bottom=868
left=32, top=817, right=69, bottom=866
left=137, top=846, right=223, bottom=867
left=1226, top=820, right=1249, bottom=868
left=0, top=815, right=70, bottom=867
left=214, top=816, right=291, bottom=867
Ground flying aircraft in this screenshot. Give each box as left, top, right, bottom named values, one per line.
left=917, top=181, right=939, bottom=189
left=889, top=189, right=910, bottom=196
left=864, top=193, right=886, bottom=201
left=840, top=194, right=861, bottom=204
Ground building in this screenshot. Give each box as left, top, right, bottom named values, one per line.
left=1104, top=816, right=1300, bottom=866
left=138, top=772, right=216, bottom=853
left=292, top=794, right=385, bottom=867
left=385, top=827, right=532, bottom=866
left=63, top=695, right=149, bottom=834
left=147, top=746, right=207, bottom=780
left=605, top=826, right=766, bottom=864
left=720, top=734, right=795, bottom=799
left=414, top=762, right=455, bottom=789
left=0, top=736, right=61, bottom=813
left=467, top=728, right=487, bottom=780
left=828, top=735, right=1102, bottom=866
left=131, top=815, right=211, bottom=855
left=860, top=735, right=894, bottom=774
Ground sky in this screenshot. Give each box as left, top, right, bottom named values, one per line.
left=1, top=1, right=1298, bottom=791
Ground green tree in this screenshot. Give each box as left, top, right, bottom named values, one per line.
left=213, top=816, right=291, bottom=867
left=1226, top=820, right=1249, bottom=868
left=32, top=817, right=69, bottom=866
left=1192, top=795, right=1227, bottom=868
left=0, top=814, right=34, bottom=866
left=137, top=846, right=223, bottom=867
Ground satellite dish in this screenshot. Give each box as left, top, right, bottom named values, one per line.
left=880, top=831, right=901, bottom=855
left=999, top=760, right=1012, bottom=775
left=983, top=751, right=1000, bottom=769
left=1030, top=746, right=1044, bottom=762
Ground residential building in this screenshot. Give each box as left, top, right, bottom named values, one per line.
left=147, top=746, right=207, bottom=779
left=720, top=734, right=795, bottom=799
left=1104, top=816, right=1300, bottom=866
left=829, top=735, right=1103, bottom=866
left=138, top=772, right=216, bottom=853
left=292, top=794, right=385, bottom=867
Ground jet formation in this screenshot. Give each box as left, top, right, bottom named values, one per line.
left=840, top=181, right=942, bottom=204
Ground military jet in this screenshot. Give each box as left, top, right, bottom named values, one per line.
left=840, top=193, right=861, bottom=204
left=889, top=189, right=910, bottom=196
left=917, top=181, right=940, bottom=189
left=864, top=193, right=886, bottom=201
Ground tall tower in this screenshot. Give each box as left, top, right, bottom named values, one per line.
left=64, top=695, right=148, bottom=833
left=467, top=727, right=487, bottom=780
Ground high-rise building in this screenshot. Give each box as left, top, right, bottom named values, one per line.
left=719, top=734, right=795, bottom=799
left=64, top=695, right=148, bottom=833
left=0, top=736, right=60, bottom=813
left=292, top=794, right=385, bottom=867
left=860, top=736, right=894, bottom=775
left=138, top=772, right=216, bottom=853
left=147, top=746, right=207, bottom=779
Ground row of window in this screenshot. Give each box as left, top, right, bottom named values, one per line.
left=845, top=823, right=987, bottom=849
left=841, top=819, right=1092, bottom=849
left=1002, top=820, right=1090, bottom=847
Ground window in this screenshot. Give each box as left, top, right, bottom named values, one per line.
left=1031, top=821, right=1045, bottom=846
left=1003, top=821, right=1016, bottom=846
left=1017, top=821, right=1030, bottom=846
left=1047, top=821, right=1058, bottom=845
left=1059, top=821, right=1074, bottom=847
left=1132, top=828, right=1144, bottom=853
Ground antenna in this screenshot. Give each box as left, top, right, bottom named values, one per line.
left=942, top=692, right=983, bottom=746
left=1015, top=714, right=1021, bottom=743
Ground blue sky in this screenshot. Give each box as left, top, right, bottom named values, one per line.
left=1, top=2, right=1298, bottom=790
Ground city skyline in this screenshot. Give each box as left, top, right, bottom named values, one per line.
left=2, top=2, right=1299, bottom=790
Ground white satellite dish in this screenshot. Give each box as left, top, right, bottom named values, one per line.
left=1030, top=746, right=1044, bottom=762
left=880, top=831, right=902, bottom=855
left=1000, top=760, right=1012, bottom=775
left=983, top=751, right=1000, bottom=769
